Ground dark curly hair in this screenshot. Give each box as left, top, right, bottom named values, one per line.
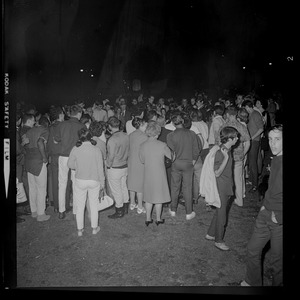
left=76, top=127, right=96, bottom=147
left=89, top=121, right=104, bottom=137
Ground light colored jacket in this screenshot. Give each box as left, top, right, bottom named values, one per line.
left=199, top=145, right=221, bottom=208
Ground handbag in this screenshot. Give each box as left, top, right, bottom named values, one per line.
left=17, top=179, right=27, bottom=204
left=97, top=187, right=114, bottom=211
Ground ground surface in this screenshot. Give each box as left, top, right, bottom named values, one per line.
left=16, top=185, right=273, bottom=291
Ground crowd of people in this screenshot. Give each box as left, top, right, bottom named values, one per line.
left=16, top=89, right=283, bottom=286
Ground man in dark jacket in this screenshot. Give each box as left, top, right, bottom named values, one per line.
left=54, top=105, right=85, bottom=219
left=241, top=124, right=282, bottom=286
left=167, top=112, right=201, bottom=221
left=47, top=106, right=65, bottom=214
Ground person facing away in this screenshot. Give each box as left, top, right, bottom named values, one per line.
left=242, top=100, right=264, bottom=193
left=106, top=116, right=130, bottom=219
left=67, top=127, right=105, bottom=237
left=208, top=105, right=226, bottom=147
left=241, top=124, right=282, bottom=287
left=139, top=120, right=173, bottom=226
left=166, top=112, right=201, bottom=221
left=205, top=126, right=240, bottom=251
left=127, top=117, right=148, bottom=214
left=47, top=106, right=65, bottom=214
left=54, top=104, right=86, bottom=219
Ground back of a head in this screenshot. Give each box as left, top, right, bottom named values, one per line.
left=107, top=116, right=121, bottom=129
left=132, top=116, right=144, bottom=129
left=89, top=121, right=103, bottom=137
left=76, top=127, right=96, bottom=147
left=39, top=115, right=50, bottom=127
left=171, top=111, right=183, bottom=126
left=49, top=106, right=63, bottom=122
left=145, top=120, right=161, bottom=137
left=70, top=104, right=82, bottom=117
left=225, top=106, right=238, bottom=117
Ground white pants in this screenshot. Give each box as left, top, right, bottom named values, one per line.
left=58, top=156, right=75, bottom=213
left=74, top=178, right=100, bottom=230
left=234, top=160, right=245, bottom=206
left=27, top=163, right=47, bottom=216
left=107, top=168, right=129, bottom=208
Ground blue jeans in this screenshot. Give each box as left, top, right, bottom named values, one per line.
left=245, top=208, right=283, bottom=286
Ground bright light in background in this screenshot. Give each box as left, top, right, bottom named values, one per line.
left=91, top=74, right=94, bottom=77
left=242, top=66, right=246, bottom=69
left=269, top=62, right=272, bottom=66
left=80, top=69, right=84, bottom=72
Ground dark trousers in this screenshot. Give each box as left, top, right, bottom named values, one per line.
left=170, top=160, right=194, bottom=214
left=248, top=140, right=260, bottom=187
left=48, top=155, right=59, bottom=210
left=207, top=193, right=230, bottom=243
left=245, top=208, right=282, bottom=286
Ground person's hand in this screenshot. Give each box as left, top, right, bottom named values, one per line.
left=271, top=211, right=278, bottom=223
left=220, top=147, right=229, bottom=157
left=21, top=135, right=29, bottom=146
left=42, top=158, right=48, bottom=164
left=260, top=205, right=265, bottom=211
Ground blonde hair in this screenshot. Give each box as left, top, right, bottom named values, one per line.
left=145, top=120, right=161, bottom=137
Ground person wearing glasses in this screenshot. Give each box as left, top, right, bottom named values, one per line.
left=241, top=124, right=282, bottom=286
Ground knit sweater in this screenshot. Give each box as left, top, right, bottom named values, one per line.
left=67, top=142, right=105, bottom=186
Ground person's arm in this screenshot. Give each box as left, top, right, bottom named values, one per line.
left=37, top=138, right=48, bottom=164
left=214, top=148, right=229, bottom=177
left=96, top=150, right=105, bottom=189
left=106, top=138, right=116, bottom=168
left=250, top=128, right=264, bottom=140
left=67, top=147, right=76, bottom=170
left=243, top=140, right=251, bottom=156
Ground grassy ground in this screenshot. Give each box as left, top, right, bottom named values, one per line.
left=16, top=185, right=273, bottom=290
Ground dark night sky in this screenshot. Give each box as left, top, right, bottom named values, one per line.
left=5, top=0, right=296, bottom=110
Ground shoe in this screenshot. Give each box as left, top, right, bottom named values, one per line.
left=205, top=204, right=212, bottom=212
left=78, top=229, right=84, bottom=237
left=31, top=212, right=38, bottom=218
left=92, top=226, right=100, bottom=235
left=249, top=186, right=257, bottom=193
left=240, top=280, right=251, bottom=286
left=17, top=206, right=31, bottom=215
left=17, top=216, right=25, bottom=223
left=108, top=206, right=124, bottom=219
left=155, top=219, right=165, bottom=226
left=58, top=212, right=66, bottom=219
left=205, top=234, right=215, bottom=241
left=215, top=242, right=230, bottom=251
left=178, top=199, right=185, bottom=206
left=37, top=214, right=50, bottom=222
left=246, top=180, right=252, bottom=185
left=145, top=219, right=153, bottom=226
left=130, top=203, right=138, bottom=210
left=137, top=207, right=146, bottom=214
left=186, top=211, right=196, bottom=220
left=169, top=209, right=176, bottom=217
